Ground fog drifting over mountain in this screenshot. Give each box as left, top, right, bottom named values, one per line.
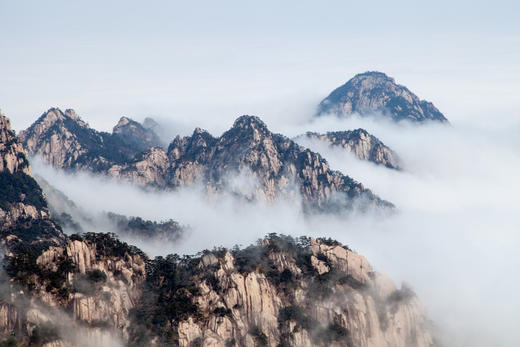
left=31, top=110, right=520, bottom=347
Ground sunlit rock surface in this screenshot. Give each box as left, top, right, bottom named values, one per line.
left=19, top=108, right=161, bottom=172
left=128, top=235, right=436, bottom=347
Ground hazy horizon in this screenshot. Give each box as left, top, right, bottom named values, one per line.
left=1, top=1, right=519, bottom=133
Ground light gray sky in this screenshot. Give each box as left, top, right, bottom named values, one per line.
left=1, top=0, right=519, bottom=132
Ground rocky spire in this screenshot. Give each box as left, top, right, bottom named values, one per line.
left=0, top=112, right=31, bottom=175
left=112, top=115, right=162, bottom=152
left=0, top=111, right=64, bottom=246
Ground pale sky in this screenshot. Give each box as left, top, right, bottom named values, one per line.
left=1, top=0, right=519, bottom=132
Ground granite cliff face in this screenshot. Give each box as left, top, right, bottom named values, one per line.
left=1, top=233, right=146, bottom=346
left=19, top=108, right=161, bottom=172
left=317, top=71, right=448, bottom=123
left=2, top=232, right=437, bottom=347
left=295, top=129, right=401, bottom=170
left=129, top=234, right=436, bottom=347
left=0, top=113, right=145, bottom=345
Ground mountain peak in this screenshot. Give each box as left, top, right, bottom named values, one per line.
left=20, top=108, right=153, bottom=171
left=112, top=116, right=162, bottom=151
left=115, top=116, right=132, bottom=128
left=232, top=115, right=268, bottom=130
left=31, top=107, right=89, bottom=130
left=143, top=117, right=159, bottom=130
left=64, top=108, right=80, bottom=121
left=353, top=71, right=393, bottom=81
left=317, top=72, right=448, bottom=123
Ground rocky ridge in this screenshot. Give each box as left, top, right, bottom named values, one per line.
left=19, top=108, right=161, bottom=172
left=21, top=110, right=393, bottom=212
left=128, top=234, right=436, bottom=347
left=316, top=71, right=448, bottom=123
left=111, top=116, right=392, bottom=211
left=112, top=116, right=162, bottom=153
left=295, top=129, right=401, bottom=169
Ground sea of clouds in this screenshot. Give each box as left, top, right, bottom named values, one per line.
left=32, top=110, right=520, bottom=347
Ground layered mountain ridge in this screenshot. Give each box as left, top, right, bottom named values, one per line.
left=21, top=109, right=393, bottom=212
left=317, top=71, right=448, bottom=123
left=0, top=112, right=437, bottom=346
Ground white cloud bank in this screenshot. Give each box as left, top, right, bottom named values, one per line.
left=32, top=112, right=520, bottom=347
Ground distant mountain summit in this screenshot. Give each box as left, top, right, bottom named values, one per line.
left=295, top=129, right=401, bottom=170
left=19, top=108, right=161, bottom=171
left=316, top=71, right=448, bottom=123
left=113, top=116, right=162, bottom=152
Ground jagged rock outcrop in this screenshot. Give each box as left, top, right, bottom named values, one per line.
left=112, top=116, right=162, bottom=152
left=2, top=233, right=146, bottom=346
left=316, top=71, right=448, bottom=123
left=295, top=129, right=401, bottom=169
left=108, top=147, right=170, bottom=187
left=20, top=109, right=391, bottom=211
left=111, top=116, right=393, bottom=211
left=129, top=234, right=436, bottom=347
left=0, top=114, right=31, bottom=176
left=19, top=108, right=160, bottom=172
left=21, top=110, right=392, bottom=211
left=0, top=111, right=64, bottom=248
left=34, top=234, right=146, bottom=336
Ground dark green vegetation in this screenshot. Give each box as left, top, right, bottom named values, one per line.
left=315, top=323, right=353, bottom=345
left=81, top=232, right=145, bottom=260
left=278, top=305, right=314, bottom=331
left=106, top=212, right=183, bottom=241
left=0, top=171, right=47, bottom=211
left=4, top=240, right=74, bottom=299
left=249, top=325, right=268, bottom=346
left=1, top=217, right=62, bottom=246
left=128, top=254, right=201, bottom=345
left=28, top=323, right=60, bottom=346
left=3, top=233, right=143, bottom=304
left=127, top=233, right=365, bottom=346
